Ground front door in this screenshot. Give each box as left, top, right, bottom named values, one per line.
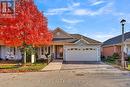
left=55, top=45, right=63, bottom=59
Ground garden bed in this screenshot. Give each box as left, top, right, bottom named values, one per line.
left=0, top=60, right=19, bottom=64
left=0, top=63, right=47, bottom=73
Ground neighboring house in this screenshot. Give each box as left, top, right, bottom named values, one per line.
left=0, top=27, right=101, bottom=62
left=102, top=32, right=130, bottom=58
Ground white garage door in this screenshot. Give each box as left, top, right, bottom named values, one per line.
left=64, top=46, right=100, bottom=61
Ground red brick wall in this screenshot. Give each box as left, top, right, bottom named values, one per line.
left=102, top=46, right=121, bottom=58
left=102, top=46, right=114, bottom=57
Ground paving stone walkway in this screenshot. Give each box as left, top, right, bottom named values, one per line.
left=42, top=59, right=63, bottom=71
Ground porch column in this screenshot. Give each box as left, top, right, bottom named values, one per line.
left=52, top=45, right=55, bottom=59
left=114, top=46, right=116, bottom=53
left=31, top=54, right=35, bottom=63
left=38, top=47, right=41, bottom=59
left=124, top=44, right=128, bottom=53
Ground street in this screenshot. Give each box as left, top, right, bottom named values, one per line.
left=0, top=63, right=130, bottom=87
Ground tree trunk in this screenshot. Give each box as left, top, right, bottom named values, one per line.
left=23, top=49, right=26, bottom=64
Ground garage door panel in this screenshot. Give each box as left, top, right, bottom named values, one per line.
left=64, top=46, right=99, bottom=61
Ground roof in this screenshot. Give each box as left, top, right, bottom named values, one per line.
left=103, top=32, right=130, bottom=46
left=52, top=27, right=101, bottom=44
left=52, top=38, right=78, bottom=43
left=71, top=34, right=101, bottom=44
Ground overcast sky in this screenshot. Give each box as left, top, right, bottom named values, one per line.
left=34, top=0, right=130, bottom=42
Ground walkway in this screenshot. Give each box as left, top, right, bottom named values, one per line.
left=42, top=59, right=63, bottom=71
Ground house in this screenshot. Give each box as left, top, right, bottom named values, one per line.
left=0, top=27, right=101, bottom=62
left=38, top=28, right=101, bottom=61
left=102, top=32, right=130, bottom=58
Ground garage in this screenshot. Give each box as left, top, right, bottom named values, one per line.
left=64, top=46, right=100, bottom=61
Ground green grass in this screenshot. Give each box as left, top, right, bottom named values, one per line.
left=0, top=65, right=19, bottom=69
left=16, top=63, right=47, bottom=71
left=0, top=63, right=47, bottom=72
left=128, top=64, right=130, bottom=70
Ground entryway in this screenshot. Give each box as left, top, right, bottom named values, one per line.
left=55, top=45, right=63, bottom=59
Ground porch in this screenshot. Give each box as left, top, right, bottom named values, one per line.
left=38, top=45, right=64, bottom=60
left=123, top=39, right=130, bottom=56
left=124, top=44, right=130, bottom=56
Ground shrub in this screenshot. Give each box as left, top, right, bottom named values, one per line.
left=112, top=53, right=120, bottom=59
left=128, top=56, right=130, bottom=63
left=105, top=53, right=120, bottom=64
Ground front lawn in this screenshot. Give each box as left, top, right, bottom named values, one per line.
left=128, top=64, right=130, bottom=71
left=0, top=63, right=47, bottom=73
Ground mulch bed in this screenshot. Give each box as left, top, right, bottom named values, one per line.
left=0, top=69, right=27, bottom=73
left=0, top=60, right=19, bottom=64
left=0, top=68, right=39, bottom=73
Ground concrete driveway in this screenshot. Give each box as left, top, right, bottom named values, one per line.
left=61, top=61, right=127, bottom=73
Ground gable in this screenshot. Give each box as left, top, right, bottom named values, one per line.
left=71, top=34, right=101, bottom=44
left=52, top=28, right=73, bottom=38
left=75, top=39, right=89, bottom=46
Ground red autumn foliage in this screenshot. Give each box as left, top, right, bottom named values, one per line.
left=0, top=0, right=52, bottom=47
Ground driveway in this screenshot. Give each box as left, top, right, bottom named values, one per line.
left=61, top=61, right=127, bottom=73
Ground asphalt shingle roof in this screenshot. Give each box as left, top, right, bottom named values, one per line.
left=53, top=38, right=78, bottom=43
left=52, top=33, right=101, bottom=44
left=103, top=32, right=130, bottom=46
left=52, top=27, right=101, bottom=44
left=71, top=34, right=101, bottom=44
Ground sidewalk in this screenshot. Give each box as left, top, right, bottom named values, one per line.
left=42, top=59, right=63, bottom=71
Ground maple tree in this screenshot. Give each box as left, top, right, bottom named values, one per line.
left=0, top=0, right=52, bottom=63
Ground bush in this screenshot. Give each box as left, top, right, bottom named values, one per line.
left=105, top=53, right=120, bottom=64
left=128, top=56, right=130, bottom=63
left=107, top=56, right=114, bottom=61
left=36, top=59, right=44, bottom=63
left=112, top=53, right=120, bottom=59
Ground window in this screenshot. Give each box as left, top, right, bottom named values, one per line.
left=68, top=49, right=70, bottom=51
left=93, top=48, right=96, bottom=50
left=90, top=48, right=93, bottom=50
left=70, top=48, right=79, bottom=50
left=71, top=48, right=73, bottom=50
left=41, top=46, right=50, bottom=55
left=48, top=46, right=50, bottom=54
left=41, top=47, right=44, bottom=55
left=10, top=47, right=16, bottom=55
left=45, top=46, right=48, bottom=53
left=74, top=48, right=78, bottom=50
left=56, top=32, right=60, bottom=36
left=86, top=48, right=89, bottom=50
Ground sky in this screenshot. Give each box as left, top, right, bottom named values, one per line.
left=34, top=0, right=130, bottom=42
